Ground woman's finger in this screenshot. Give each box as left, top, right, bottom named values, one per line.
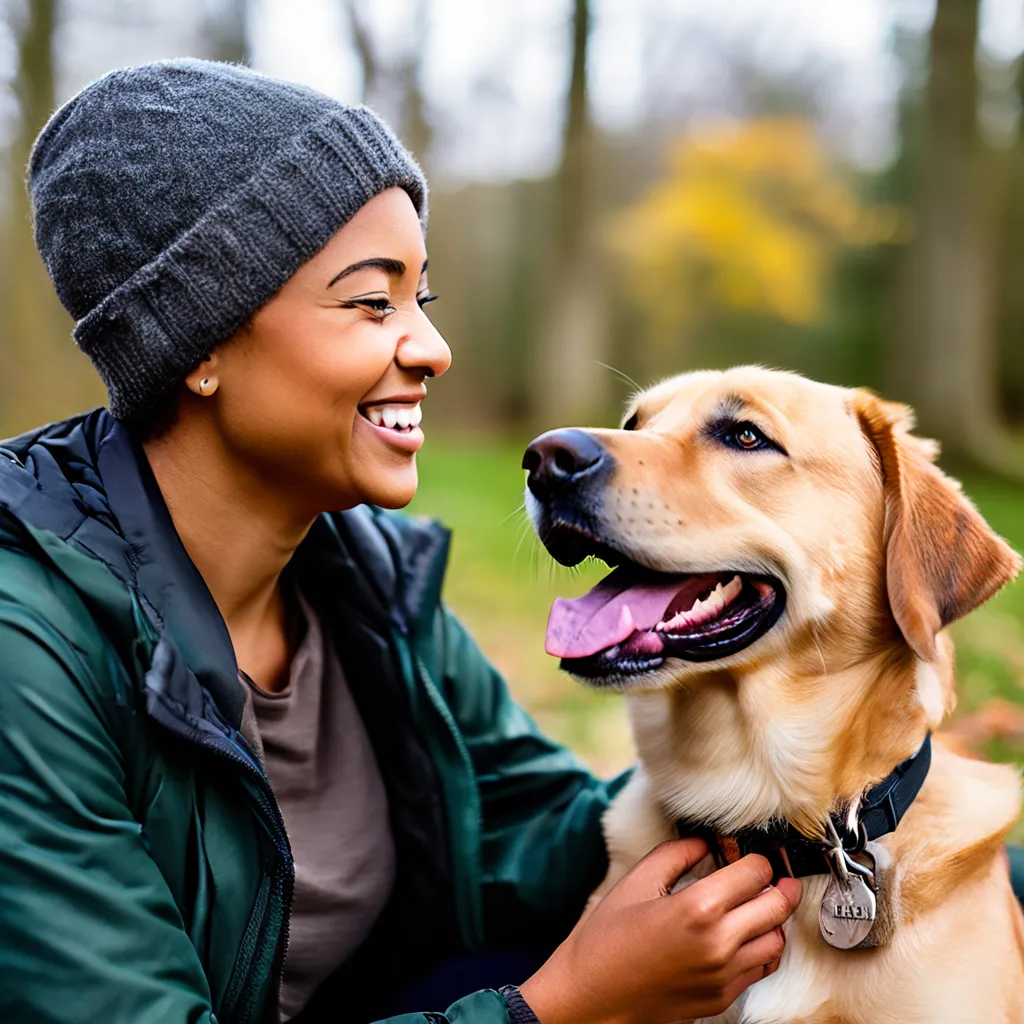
left=679, top=853, right=774, bottom=917
left=717, top=963, right=771, bottom=1013
left=731, top=925, right=787, bottom=976
left=611, top=838, right=710, bottom=903
left=727, top=877, right=801, bottom=945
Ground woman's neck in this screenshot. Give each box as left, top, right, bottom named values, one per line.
left=143, top=421, right=317, bottom=690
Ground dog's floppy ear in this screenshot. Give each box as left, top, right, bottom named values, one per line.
left=852, top=389, right=1021, bottom=662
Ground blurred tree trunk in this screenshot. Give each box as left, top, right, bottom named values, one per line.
left=892, top=0, right=1024, bottom=476
left=400, top=0, right=431, bottom=162
left=344, top=0, right=379, bottom=106
left=207, top=0, right=249, bottom=64
left=343, top=0, right=431, bottom=164
left=0, top=0, right=91, bottom=435
left=532, top=0, right=609, bottom=429
left=996, top=54, right=1024, bottom=421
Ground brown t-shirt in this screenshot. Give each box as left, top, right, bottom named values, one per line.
left=241, top=593, right=395, bottom=1021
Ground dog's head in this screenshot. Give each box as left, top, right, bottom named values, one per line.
left=524, top=367, right=1020, bottom=704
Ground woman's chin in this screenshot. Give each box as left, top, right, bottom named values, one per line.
left=356, top=465, right=419, bottom=510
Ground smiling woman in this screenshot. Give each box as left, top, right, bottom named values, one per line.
left=145, top=187, right=450, bottom=534
left=0, top=58, right=805, bottom=1024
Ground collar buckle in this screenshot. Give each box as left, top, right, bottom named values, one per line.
left=823, top=817, right=875, bottom=889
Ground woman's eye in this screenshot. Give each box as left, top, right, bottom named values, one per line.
left=339, top=296, right=396, bottom=319
left=360, top=298, right=396, bottom=317
left=417, top=293, right=439, bottom=309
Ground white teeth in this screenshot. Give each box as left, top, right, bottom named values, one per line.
left=365, top=401, right=423, bottom=430
left=655, top=575, right=744, bottom=633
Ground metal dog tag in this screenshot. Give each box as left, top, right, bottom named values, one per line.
left=819, top=874, right=876, bottom=949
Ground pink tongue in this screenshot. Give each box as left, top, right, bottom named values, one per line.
left=545, top=569, right=688, bottom=660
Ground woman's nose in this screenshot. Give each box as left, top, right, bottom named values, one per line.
left=398, top=313, right=452, bottom=379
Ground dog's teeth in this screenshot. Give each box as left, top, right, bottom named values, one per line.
left=368, top=409, right=383, bottom=426
left=657, top=576, right=746, bottom=635
left=659, top=609, right=687, bottom=632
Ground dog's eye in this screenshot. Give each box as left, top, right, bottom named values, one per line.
left=622, top=412, right=639, bottom=431
left=715, top=420, right=783, bottom=453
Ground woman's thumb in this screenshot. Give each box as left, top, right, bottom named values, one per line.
left=607, top=838, right=712, bottom=903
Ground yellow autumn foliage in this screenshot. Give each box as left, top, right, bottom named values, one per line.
left=609, top=118, right=907, bottom=331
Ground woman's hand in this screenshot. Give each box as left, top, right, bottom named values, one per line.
left=518, top=837, right=801, bottom=1024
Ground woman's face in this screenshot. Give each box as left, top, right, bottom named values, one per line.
left=206, top=187, right=451, bottom=513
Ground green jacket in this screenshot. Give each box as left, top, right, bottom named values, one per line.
left=0, top=410, right=625, bottom=1023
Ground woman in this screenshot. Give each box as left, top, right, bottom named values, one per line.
left=0, top=60, right=801, bottom=1023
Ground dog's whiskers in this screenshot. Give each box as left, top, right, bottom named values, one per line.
left=511, top=516, right=536, bottom=572
left=498, top=502, right=526, bottom=528
left=595, top=360, right=641, bottom=394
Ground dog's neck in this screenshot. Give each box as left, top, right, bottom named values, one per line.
left=628, top=647, right=933, bottom=838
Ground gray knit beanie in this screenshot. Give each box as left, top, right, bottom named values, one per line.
left=28, top=58, right=427, bottom=423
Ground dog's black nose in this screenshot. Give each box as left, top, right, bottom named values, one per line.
left=522, top=429, right=608, bottom=499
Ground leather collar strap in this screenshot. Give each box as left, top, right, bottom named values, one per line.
left=674, top=733, right=932, bottom=880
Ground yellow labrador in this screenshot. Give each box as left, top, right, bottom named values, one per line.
left=523, top=367, right=1024, bottom=1023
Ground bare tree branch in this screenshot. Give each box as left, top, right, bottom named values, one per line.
left=343, top=0, right=378, bottom=105
left=205, top=0, right=249, bottom=64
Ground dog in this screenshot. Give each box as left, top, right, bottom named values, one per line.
left=523, top=366, right=1024, bottom=1023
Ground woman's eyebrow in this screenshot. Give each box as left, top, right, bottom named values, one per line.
left=327, top=257, right=407, bottom=289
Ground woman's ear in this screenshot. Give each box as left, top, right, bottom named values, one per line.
left=852, top=389, right=1021, bottom=662
left=185, top=353, right=219, bottom=398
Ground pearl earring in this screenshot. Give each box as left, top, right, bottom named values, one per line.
left=198, top=378, right=217, bottom=396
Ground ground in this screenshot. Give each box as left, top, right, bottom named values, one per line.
left=408, top=435, right=1024, bottom=836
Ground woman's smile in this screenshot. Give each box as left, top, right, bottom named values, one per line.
left=356, top=392, right=426, bottom=454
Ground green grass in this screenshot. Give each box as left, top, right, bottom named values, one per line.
left=408, top=438, right=1024, bottom=799
left=946, top=475, right=1024, bottom=759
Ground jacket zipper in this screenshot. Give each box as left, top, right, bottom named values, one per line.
left=416, top=651, right=485, bottom=950
left=390, top=623, right=486, bottom=951
left=147, top=700, right=294, bottom=1024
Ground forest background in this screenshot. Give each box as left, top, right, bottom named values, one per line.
left=3, top=1, right=1024, bottom=822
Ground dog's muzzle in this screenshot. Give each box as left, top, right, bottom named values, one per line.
left=522, top=429, right=611, bottom=502
left=524, top=427, right=786, bottom=683
left=522, top=429, right=617, bottom=568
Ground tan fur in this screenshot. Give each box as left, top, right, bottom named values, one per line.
left=571, top=368, right=1024, bottom=1023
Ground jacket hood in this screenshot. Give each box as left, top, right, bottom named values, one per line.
left=0, top=409, right=450, bottom=727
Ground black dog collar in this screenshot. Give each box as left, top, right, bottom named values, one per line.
left=674, top=733, right=932, bottom=880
